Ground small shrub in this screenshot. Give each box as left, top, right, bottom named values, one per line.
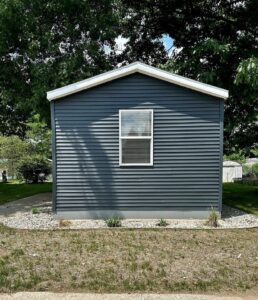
left=206, top=207, right=219, bottom=227
left=243, top=163, right=258, bottom=179
left=243, top=164, right=252, bottom=177
left=224, top=151, right=246, bottom=164
left=252, top=163, right=258, bottom=177
left=105, top=217, right=122, bottom=227
left=17, top=155, right=51, bottom=183
left=59, top=219, right=72, bottom=227
left=156, top=218, right=169, bottom=227
left=31, top=207, right=40, bottom=214
left=250, top=147, right=258, bottom=157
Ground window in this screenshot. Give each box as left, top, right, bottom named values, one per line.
left=119, top=109, right=153, bottom=166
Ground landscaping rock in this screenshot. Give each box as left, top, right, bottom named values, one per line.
left=0, top=204, right=258, bottom=230
left=0, top=211, right=57, bottom=230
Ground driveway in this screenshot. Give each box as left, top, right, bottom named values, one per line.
left=0, top=193, right=52, bottom=217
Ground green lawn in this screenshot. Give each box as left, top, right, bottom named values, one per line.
left=0, top=181, right=52, bottom=205
left=223, top=183, right=258, bottom=216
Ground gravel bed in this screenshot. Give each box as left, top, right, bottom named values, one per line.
left=0, top=205, right=258, bottom=230
left=0, top=207, right=58, bottom=230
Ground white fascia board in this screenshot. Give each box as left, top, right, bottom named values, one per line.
left=47, top=62, right=228, bottom=101
left=137, top=64, right=229, bottom=100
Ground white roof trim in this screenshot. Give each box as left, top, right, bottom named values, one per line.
left=47, top=62, right=228, bottom=101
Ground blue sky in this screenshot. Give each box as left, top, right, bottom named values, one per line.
left=162, top=35, right=173, bottom=52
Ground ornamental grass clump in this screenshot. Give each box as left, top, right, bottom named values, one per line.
left=206, top=207, right=219, bottom=227
left=59, top=219, right=72, bottom=227
left=105, top=217, right=122, bottom=227
left=31, top=207, right=40, bottom=214
left=156, top=218, right=169, bottom=227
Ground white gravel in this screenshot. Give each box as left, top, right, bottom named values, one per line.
left=0, top=207, right=58, bottom=230
left=0, top=205, right=258, bottom=230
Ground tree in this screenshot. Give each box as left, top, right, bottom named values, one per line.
left=0, top=115, right=51, bottom=177
left=1, top=0, right=257, bottom=154
left=120, top=0, right=258, bottom=154
left=0, top=101, right=28, bottom=138
left=17, top=155, right=51, bottom=183
left=0, top=0, right=120, bottom=136
left=0, top=135, right=29, bottom=177
left=26, top=114, right=51, bottom=159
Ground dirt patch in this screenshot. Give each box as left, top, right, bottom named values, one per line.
left=0, top=226, right=257, bottom=294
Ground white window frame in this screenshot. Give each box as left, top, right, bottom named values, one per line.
left=119, top=109, right=153, bottom=166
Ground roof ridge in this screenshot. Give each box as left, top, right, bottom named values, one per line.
left=47, top=62, right=228, bottom=101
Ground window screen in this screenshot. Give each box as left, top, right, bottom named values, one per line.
left=119, top=110, right=153, bottom=166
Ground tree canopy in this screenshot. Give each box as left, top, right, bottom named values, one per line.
left=0, top=0, right=257, bottom=154
left=119, top=0, right=258, bottom=154
left=0, top=0, right=120, bottom=135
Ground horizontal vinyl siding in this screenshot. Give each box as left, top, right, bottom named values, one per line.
left=54, top=74, right=222, bottom=212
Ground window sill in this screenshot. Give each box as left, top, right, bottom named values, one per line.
left=119, top=163, right=153, bottom=167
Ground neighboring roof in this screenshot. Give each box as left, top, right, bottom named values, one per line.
left=47, top=62, right=229, bottom=101
left=223, top=160, right=242, bottom=167
left=245, top=158, right=258, bottom=166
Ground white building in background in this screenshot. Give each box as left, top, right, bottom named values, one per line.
left=245, top=158, right=258, bottom=166
left=223, top=160, right=243, bottom=182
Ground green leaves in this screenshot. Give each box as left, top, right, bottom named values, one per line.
left=1, top=0, right=257, bottom=156
left=0, top=0, right=120, bottom=136
left=235, top=57, right=258, bottom=88
left=17, top=154, right=51, bottom=183
left=194, top=39, right=231, bottom=58
left=0, top=135, right=29, bottom=176
left=120, top=0, right=258, bottom=154
left=224, top=151, right=246, bottom=164
left=0, top=114, right=52, bottom=177
left=162, top=38, right=233, bottom=87
left=25, top=114, right=51, bottom=159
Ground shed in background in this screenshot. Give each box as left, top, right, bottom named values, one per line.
left=223, top=160, right=242, bottom=182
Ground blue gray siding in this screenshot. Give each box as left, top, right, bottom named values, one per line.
left=51, top=74, right=223, bottom=218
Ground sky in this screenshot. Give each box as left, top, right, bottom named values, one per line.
left=162, top=35, right=173, bottom=53
left=114, top=34, right=174, bottom=55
